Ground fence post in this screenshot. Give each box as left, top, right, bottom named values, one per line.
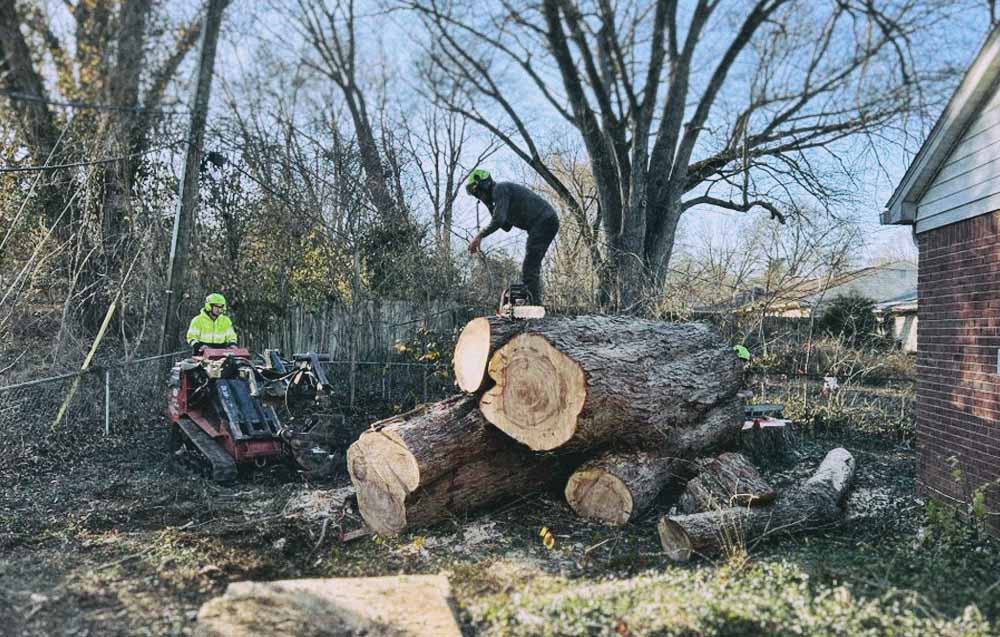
left=104, top=368, right=111, bottom=436
left=422, top=366, right=428, bottom=403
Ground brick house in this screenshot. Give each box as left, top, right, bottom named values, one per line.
left=882, top=28, right=1000, bottom=525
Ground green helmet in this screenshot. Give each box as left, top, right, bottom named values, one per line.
left=733, top=344, right=750, bottom=361
left=466, top=168, right=492, bottom=195
left=204, top=292, right=227, bottom=312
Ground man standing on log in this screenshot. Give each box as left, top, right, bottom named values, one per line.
left=466, top=169, right=560, bottom=304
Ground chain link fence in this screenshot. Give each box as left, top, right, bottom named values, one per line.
left=2, top=352, right=187, bottom=462
left=1, top=350, right=455, bottom=467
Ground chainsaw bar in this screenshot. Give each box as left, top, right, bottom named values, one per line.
left=176, top=419, right=237, bottom=484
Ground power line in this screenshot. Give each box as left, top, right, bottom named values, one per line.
left=0, top=89, right=187, bottom=116
left=0, top=140, right=182, bottom=173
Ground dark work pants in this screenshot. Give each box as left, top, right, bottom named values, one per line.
left=522, top=213, right=559, bottom=304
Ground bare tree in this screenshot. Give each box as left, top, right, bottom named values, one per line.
left=411, top=0, right=968, bottom=309
left=0, top=0, right=211, bottom=243
left=533, top=150, right=603, bottom=306
left=295, top=0, right=410, bottom=223
left=404, top=100, right=500, bottom=282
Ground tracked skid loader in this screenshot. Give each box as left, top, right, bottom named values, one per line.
left=167, top=347, right=345, bottom=483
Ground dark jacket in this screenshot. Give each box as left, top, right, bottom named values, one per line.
left=481, top=182, right=557, bottom=237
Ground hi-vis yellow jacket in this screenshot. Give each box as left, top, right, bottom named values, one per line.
left=186, top=307, right=238, bottom=346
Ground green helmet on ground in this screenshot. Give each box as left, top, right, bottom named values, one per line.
left=204, top=293, right=227, bottom=312
left=733, top=344, right=750, bottom=361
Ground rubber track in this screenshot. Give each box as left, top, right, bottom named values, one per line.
left=177, top=419, right=237, bottom=484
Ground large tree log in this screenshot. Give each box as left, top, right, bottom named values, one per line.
left=679, top=452, right=776, bottom=514
left=478, top=316, right=744, bottom=452
left=346, top=395, right=556, bottom=536
left=565, top=451, right=682, bottom=526
left=658, top=448, right=855, bottom=562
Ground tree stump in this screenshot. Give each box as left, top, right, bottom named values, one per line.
left=678, top=452, right=776, bottom=513
left=478, top=316, right=744, bottom=452
left=346, top=395, right=557, bottom=536
left=565, top=451, right=681, bottom=525
left=658, top=448, right=855, bottom=561
left=740, top=418, right=795, bottom=461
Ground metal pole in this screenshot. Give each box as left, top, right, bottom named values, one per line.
left=158, top=0, right=228, bottom=366
left=104, top=368, right=111, bottom=436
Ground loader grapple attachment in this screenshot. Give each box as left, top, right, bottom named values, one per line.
left=214, top=379, right=281, bottom=440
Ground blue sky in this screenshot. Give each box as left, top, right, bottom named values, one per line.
left=60, top=0, right=992, bottom=267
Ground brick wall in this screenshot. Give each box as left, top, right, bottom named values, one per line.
left=917, top=210, right=1000, bottom=528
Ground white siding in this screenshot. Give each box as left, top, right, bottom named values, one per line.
left=917, top=78, right=1000, bottom=233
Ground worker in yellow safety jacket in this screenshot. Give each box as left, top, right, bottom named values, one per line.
left=187, top=292, right=238, bottom=354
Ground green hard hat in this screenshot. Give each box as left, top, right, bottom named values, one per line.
left=733, top=345, right=750, bottom=361
left=205, top=292, right=227, bottom=308
left=467, top=168, right=491, bottom=188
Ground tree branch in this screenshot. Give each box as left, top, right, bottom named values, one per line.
left=682, top=195, right=786, bottom=223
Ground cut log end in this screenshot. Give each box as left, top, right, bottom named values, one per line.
left=657, top=517, right=693, bottom=562
left=346, top=432, right=421, bottom=537
left=454, top=317, right=492, bottom=393
left=480, top=333, right=586, bottom=450
left=565, top=469, right=633, bottom=526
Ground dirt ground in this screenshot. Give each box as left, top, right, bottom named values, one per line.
left=1, top=415, right=996, bottom=636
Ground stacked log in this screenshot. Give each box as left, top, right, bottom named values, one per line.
left=657, top=448, right=855, bottom=561
left=349, top=315, right=750, bottom=536
left=564, top=451, right=683, bottom=526
left=477, top=316, right=744, bottom=452
left=678, top=452, right=776, bottom=514
left=346, top=395, right=558, bottom=537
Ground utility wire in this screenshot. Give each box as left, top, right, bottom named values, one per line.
left=0, top=140, right=183, bottom=173
left=0, top=89, right=187, bottom=116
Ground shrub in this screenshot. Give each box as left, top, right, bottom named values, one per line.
left=817, top=294, right=880, bottom=346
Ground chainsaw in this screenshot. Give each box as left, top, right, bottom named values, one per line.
left=497, top=283, right=545, bottom=320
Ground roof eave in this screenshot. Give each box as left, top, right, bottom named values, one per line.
left=882, top=26, right=1000, bottom=226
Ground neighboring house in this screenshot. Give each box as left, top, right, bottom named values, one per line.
left=767, top=261, right=917, bottom=318
left=882, top=27, right=1000, bottom=528
left=874, top=290, right=918, bottom=353
left=701, top=262, right=917, bottom=319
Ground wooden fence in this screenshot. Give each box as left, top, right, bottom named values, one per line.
left=241, top=300, right=489, bottom=359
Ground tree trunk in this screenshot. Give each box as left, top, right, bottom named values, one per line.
left=678, top=452, right=776, bottom=514
left=658, top=448, right=855, bottom=562
left=479, top=316, right=744, bottom=452
left=565, top=451, right=681, bottom=526
left=644, top=197, right=683, bottom=300
left=346, top=395, right=557, bottom=536
left=453, top=316, right=552, bottom=393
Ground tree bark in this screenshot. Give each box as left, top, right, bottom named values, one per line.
left=565, top=451, right=681, bottom=526
left=99, top=0, right=151, bottom=260
left=479, top=316, right=744, bottom=452
left=678, top=452, right=776, bottom=514
left=0, top=0, right=60, bottom=167
left=658, top=448, right=855, bottom=562
left=346, top=395, right=557, bottom=536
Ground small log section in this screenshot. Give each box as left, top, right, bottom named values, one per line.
left=678, top=452, right=776, bottom=514
left=454, top=316, right=538, bottom=393
left=346, top=395, right=556, bottom=536
left=196, top=575, right=461, bottom=637
left=565, top=451, right=681, bottom=526
left=740, top=418, right=795, bottom=461
left=478, top=316, right=744, bottom=452
left=658, top=447, right=855, bottom=562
